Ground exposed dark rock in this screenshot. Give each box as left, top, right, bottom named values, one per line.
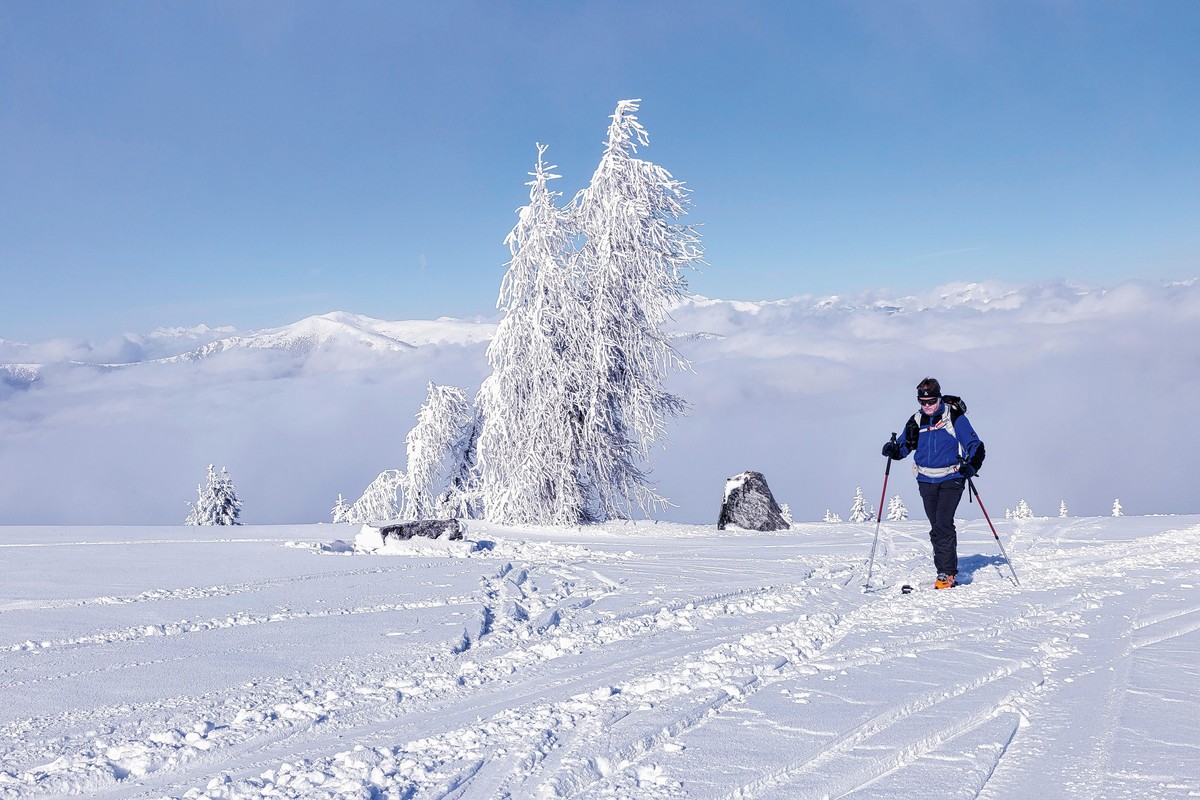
left=717, top=471, right=790, bottom=531
left=378, top=519, right=465, bottom=542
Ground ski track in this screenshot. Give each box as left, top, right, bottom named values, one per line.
left=0, top=560, right=450, bottom=615
left=1, top=523, right=1197, bottom=799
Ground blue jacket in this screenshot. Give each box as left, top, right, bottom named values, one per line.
left=894, top=399, right=984, bottom=483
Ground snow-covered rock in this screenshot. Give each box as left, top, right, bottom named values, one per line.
left=354, top=520, right=465, bottom=551
left=717, top=471, right=790, bottom=531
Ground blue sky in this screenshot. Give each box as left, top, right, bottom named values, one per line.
left=2, top=1, right=1197, bottom=341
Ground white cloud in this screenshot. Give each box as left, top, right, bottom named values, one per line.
left=1, top=277, right=1197, bottom=525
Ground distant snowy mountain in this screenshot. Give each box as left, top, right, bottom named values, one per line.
left=0, top=363, right=40, bottom=389
left=148, top=312, right=499, bottom=366
left=1, top=279, right=1162, bottom=371
left=676, top=279, right=1094, bottom=318
left=0, top=312, right=499, bottom=370
left=158, top=313, right=420, bottom=363
left=147, top=323, right=236, bottom=342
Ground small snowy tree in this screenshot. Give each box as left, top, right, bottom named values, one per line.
left=780, top=503, right=793, bottom=525
left=185, top=464, right=242, bottom=526
left=437, top=416, right=482, bottom=520
left=401, top=383, right=480, bottom=520
left=342, top=469, right=404, bottom=524
left=1112, top=498, right=1124, bottom=517
left=823, top=509, right=842, bottom=523
left=848, top=487, right=871, bottom=523
left=331, top=494, right=350, bottom=524
left=1059, top=500, right=1068, bottom=518
left=886, top=494, right=908, bottom=521
left=1013, top=499, right=1034, bottom=520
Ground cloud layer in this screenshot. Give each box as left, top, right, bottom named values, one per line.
left=1, top=278, right=1196, bottom=525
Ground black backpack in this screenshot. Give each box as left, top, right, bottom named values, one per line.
left=942, top=394, right=967, bottom=420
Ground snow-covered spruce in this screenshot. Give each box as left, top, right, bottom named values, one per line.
left=1013, top=499, right=1034, bottom=520
left=401, top=382, right=480, bottom=520
left=184, top=464, right=241, bottom=526
left=886, top=493, right=908, bottom=521
left=477, top=102, right=701, bottom=524
left=339, top=469, right=404, bottom=524
left=566, top=99, right=702, bottom=521
left=330, top=493, right=350, bottom=523
left=476, top=144, right=590, bottom=525
left=848, top=486, right=871, bottom=523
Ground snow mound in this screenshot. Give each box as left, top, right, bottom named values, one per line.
left=354, top=524, right=480, bottom=557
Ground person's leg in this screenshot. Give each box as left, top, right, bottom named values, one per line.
left=933, top=479, right=965, bottom=575
left=920, top=479, right=965, bottom=576
left=918, top=481, right=947, bottom=573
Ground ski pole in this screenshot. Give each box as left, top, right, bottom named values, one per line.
left=966, top=476, right=1020, bottom=587
left=864, top=433, right=896, bottom=590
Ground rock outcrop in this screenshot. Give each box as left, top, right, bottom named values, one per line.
left=717, top=471, right=790, bottom=531
left=354, top=519, right=466, bottom=551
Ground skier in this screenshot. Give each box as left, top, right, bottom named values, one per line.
left=881, top=377, right=985, bottom=589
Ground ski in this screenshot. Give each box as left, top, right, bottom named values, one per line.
left=900, top=580, right=960, bottom=594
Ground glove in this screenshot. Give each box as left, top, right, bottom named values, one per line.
left=881, top=441, right=902, bottom=459
left=958, top=462, right=977, bottom=479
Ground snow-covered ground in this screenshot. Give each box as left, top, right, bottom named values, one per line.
left=2, top=515, right=1197, bottom=799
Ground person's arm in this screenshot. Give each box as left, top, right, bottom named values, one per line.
left=956, top=415, right=985, bottom=469
left=895, top=416, right=919, bottom=458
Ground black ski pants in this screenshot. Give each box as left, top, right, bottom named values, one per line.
left=918, top=477, right=965, bottom=576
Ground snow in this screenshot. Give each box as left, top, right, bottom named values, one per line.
left=2, top=516, right=1198, bottom=798
left=722, top=473, right=748, bottom=502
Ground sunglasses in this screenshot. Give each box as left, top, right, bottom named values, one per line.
left=918, top=396, right=941, bottom=406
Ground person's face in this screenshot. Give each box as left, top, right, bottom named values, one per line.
left=918, top=395, right=941, bottom=413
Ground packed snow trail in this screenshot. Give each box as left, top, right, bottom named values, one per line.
left=1, top=518, right=1198, bottom=799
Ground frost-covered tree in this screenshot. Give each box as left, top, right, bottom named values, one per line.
left=185, top=464, right=242, bottom=526
left=823, top=509, right=842, bottom=523
left=780, top=503, right=793, bottom=525
left=476, top=145, right=590, bottom=525
left=437, top=416, right=481, bottom=520
left=567, top=99, right=703, bottom=520
left=1112, top=498, right=1124, bottom=517
left=401, top=383, right=480, bottom=520
left=331, top=494, right=350, bottom=524
left=848, top=487, right=871, bottom=523
left=342, top=469, right=404, bottom=524
left=1059, top=500, right=1069, bottom=518
left=1013, top=499, right=1034, bottom=520
left=478, top=103, right=701, bottom=524
left=886, top=494, right=908, bottom=521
